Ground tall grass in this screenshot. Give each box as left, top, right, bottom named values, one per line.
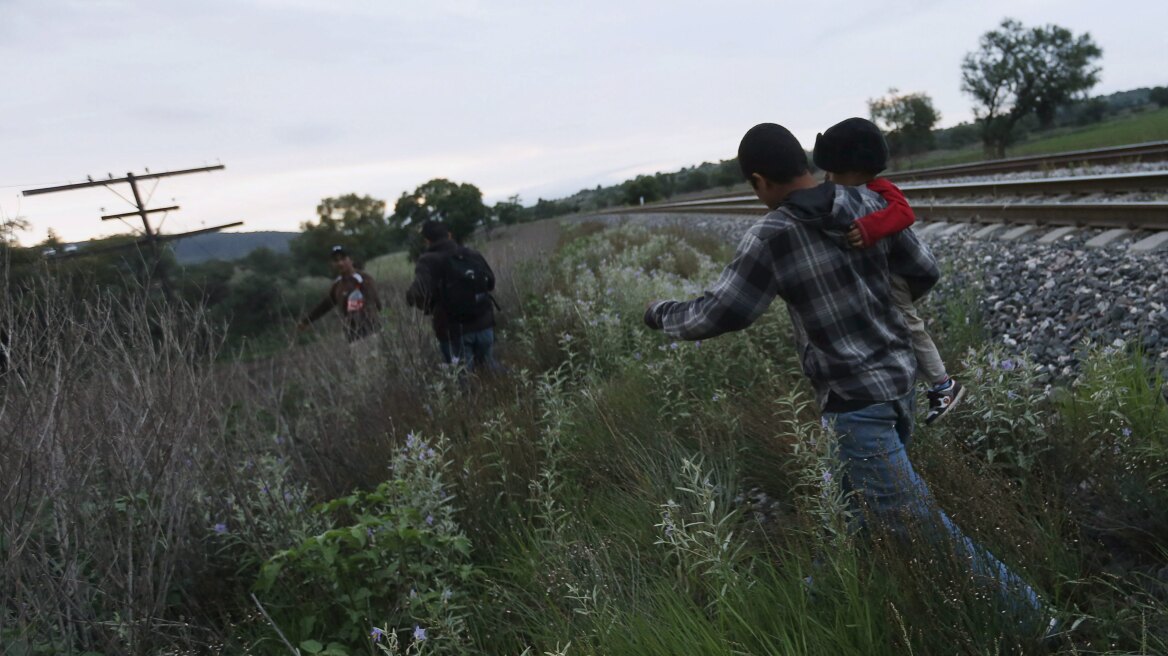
left=2, top=220, right=1166, bottom=655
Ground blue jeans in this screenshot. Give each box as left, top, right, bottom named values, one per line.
left=823, top=393, right=1041, bottom=616
left=440, top=327, right=499, bottom=374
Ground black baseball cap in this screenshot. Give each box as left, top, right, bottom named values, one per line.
left=813, top=118, right=889, bottom=174
left=330, top=245, right=348, bottom=259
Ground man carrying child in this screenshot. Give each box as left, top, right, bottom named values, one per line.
left=643, top=121, right=1045, bottom=633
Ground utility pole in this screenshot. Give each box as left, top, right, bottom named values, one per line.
left=22, top=164, right=242, bottom=301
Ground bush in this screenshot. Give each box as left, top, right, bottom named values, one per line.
left=256, top=433, right=475, bottom=654
left=1150, top=86, right=1168, bottom=108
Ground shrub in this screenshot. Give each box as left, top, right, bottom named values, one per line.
left=255, top=433, right=475, bottom=654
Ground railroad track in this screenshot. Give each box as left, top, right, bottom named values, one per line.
left=617, top=170, right=1168, bottom=232
left=884, top=140, right=1168, bottom=182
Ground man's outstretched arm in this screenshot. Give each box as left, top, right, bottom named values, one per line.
left=299, top=285, right=337, bottom=328
left=644, top=230, right=780, bottom=340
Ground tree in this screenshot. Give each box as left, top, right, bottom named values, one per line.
left=492, top=195, right=526, bottom=226
left=0, top=218, right=38, bottom=289
left=623, top=175, right=663, bottom=206
left=713, top=159, right=741, bottom=188
left=290, top=194, right=391, bottom=276
left=390, top=179, right=487, bottom=245
left=40, top=228, right=64, bottom=248
left=961, top=19, right=1102, bottom=157
left=934, top=122, right=981, bottom=150
left=677, top=167, right=710, bottom=193
left=868, top=89, right=940, bottom=162
left=1151, top=87, right=1168, bottom=108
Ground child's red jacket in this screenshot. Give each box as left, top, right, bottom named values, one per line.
left=854, top=178, right=915, bottom=248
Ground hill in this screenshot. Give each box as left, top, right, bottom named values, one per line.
left=170, top=230, right=297, bottom=264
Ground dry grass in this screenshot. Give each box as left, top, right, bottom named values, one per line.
left=0, top=220, right=564, bottom=654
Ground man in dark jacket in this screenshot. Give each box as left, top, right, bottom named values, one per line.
left=406, top=221, right=499, bottom=372
left=298, top=245, right=382, bottom=342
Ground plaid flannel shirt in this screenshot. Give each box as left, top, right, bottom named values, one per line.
left=647, top=182, right=939, bottom=410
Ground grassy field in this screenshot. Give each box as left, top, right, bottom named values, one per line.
left=896, top=107, right=1168, bottom=171
left=3, top=220, right=1167, bottom=655
left=365, top=250, right=413, bottom=282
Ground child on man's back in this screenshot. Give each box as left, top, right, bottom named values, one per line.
left=813, top=118, right=965, bottom=424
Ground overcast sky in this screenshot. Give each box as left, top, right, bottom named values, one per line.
left=2, top=0, right=1165, bottom=245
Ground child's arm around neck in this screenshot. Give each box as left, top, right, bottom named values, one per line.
left=848, top=175, right=916, bottom=248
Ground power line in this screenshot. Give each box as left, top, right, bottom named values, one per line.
left=22, top=164, right=240, bottom=301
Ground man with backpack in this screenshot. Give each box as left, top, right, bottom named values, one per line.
left=406, top=220, right=499, bottom=373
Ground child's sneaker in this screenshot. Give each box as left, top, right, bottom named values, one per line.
left=925, top=379, right=965, bottom=425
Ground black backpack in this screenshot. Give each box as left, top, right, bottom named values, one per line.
left=442, top=248, right=493, bottom=324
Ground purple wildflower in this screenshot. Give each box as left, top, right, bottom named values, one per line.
left=999, top=359, right=1016, bottom=371
left=670, top=342, right=679, bottom=350
left=212, top=523, right=228, bottom=535
left=425, top=514, right=435, bottom=526
left=1122, top=427, right=1132, bottom=437
left=413, top=625, right=427, bottom=641
left=370, top=627, right=384, bottom=642
left=821, top=470, right=833, bottom=485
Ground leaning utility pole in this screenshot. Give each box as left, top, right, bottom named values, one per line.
left=22, top=164, right=242, bottom=300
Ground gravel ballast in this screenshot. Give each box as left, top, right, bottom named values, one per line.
left=579, top=211, right=1168, bottom=377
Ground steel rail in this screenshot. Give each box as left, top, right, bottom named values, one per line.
left=884, top=141, right=1168, bottom=182
left=899, top=170, right=1168, bottom=198
left=912, top=202, right=1168, bottom=230
left=627, top=170, right=1168, bottom=211
left=619, top=197, right=1168, bottom=231
left=635, top=168, right=1168, bottom=206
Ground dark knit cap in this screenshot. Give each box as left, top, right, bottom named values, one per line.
left=813, top=117, right=889, bottom=174
left=738, top=123, right=809, bottom=183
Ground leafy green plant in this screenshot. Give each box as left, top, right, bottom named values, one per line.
left=655, top=456, right=746, bottom=608
left=255, top=433, right=475, bottom=654
left=931, top=347, right=1054, bottom=479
